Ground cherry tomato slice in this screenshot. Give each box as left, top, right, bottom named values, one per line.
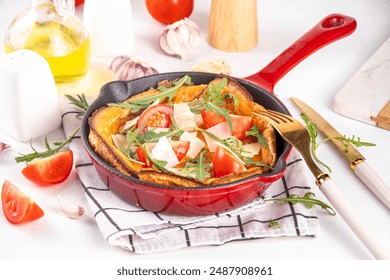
left=145, top=0, right=194, bottom=25
left=21, top=150, right=73, bottom=186
left=212, top=146, right=245, bottom=177
left=201, top=111, right=253, bottom=140
left=200, top=110, right=226, bottom=129
left=1, top=180, right=44, bottom=224
left=136, top=141, right=190, bottom=167
left=137, top=104, right=174, bottom=132
left=136, top=143, right=155, bottom=167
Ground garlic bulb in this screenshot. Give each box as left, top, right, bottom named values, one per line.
left=109, top=56, right=158, bottom=81
left=159, top=18, right=200, bottom=60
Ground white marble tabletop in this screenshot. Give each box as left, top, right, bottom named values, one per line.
left=1, top=0, right=390, bottom=265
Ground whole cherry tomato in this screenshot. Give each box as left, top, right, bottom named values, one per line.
left=75, top=0, right=84, bottom=6
left=145, top=0, right=194, bottom=25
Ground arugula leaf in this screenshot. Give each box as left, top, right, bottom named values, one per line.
left=205, top=102, right=233, bottom=133
left=301, top=113, right=376, bottom=173
left=191, top=150, right=211, bottom=181
left=246, top=125, right=267, bottom=148
left=108, top=75, right=192, bottom=112
left=190, top=77, right=229, bottom=113
left=268, top=220, right=281, bottom=228
left=180, top=150, right=211, bottom=181
left=199, top=129, right=271, bottom=168
left=265, top=192, right=336, bottom=215
left=142, top=128, right=184, bottom=143
left=334, top=135, right=376, bottom=153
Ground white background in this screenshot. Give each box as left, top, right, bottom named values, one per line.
left=1, top=0, right=390, bottom=273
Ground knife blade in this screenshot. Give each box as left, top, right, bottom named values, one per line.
left=291, top=97, right=390, bottom=210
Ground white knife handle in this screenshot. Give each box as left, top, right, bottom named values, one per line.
left=354, top=161, right=390, bottom=210
left=319, top=178, right=390, bottom=259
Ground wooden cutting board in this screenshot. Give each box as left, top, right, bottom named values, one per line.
left=333, top=37, right=390, bottom=130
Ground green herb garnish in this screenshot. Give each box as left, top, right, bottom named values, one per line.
left=181, top=150, right=211, bottom=181
left=65, top=94, right=89, bottom=118
left=205, top=102, right=233, bottom=133
left=265, top=191, right=335, bottom=215
left=246, top=125, right=267, bottom=148
left=301, top=113, right=376, bottom=173
left=199, top=129, right=270, bottom=168
left=15, top=129, right=79, bottom=163
left=190, top=77, right=236, bottom=134
left=268, top=220, right=281, bottom=228
left=109, top=75, right=192, bottom=112
left=141, top=128, right=184, bottom=143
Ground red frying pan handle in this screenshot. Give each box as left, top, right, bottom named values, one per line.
left=244, top=14, right=357, bottom=93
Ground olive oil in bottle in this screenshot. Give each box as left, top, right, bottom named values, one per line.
left=4, top=1, right=91, bottom=83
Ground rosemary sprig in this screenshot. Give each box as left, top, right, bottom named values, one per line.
left=15, top=129, right=79, bottom=163
left=65, top=94, right=89, bottom=118
left=265, top=191, right=336, bottom=215
left=205, top=102, right=233, bottom=133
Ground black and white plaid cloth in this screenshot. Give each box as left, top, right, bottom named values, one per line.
left=60, top=96, right=320, bottom=254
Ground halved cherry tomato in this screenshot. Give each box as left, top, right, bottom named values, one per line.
left=137, top=104, right=174, bottom=132
left=145, top=0, right=194, bottom=25
left=21, top=150, right=73, bottom=186
left=212, top=146, right=245, bottom=177
left=75, top=0, right=84, bottom=6
left=1, top=180, right=44, bottom=224
left=200, top=110, right=226, bottom=129
left=136, top=141, right=190, bottom=167
left=201, top=111, right=253, bottom=140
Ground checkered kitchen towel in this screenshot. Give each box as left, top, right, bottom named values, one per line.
left=60, top=95, right=320, bottom=254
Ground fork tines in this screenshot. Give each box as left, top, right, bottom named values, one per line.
left=256, top=110, right=294, bottom=124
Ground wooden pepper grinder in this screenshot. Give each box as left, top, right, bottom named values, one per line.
left=208, top=0, right=258, bottom=52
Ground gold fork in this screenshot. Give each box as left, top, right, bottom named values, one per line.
left=255, top=109, right=389, bottom=260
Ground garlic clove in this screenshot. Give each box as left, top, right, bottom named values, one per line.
left=109, top=56, right=158, bottom=81
left=159, top=18, right=200, bottom=60
left=58, top=195, right=85, bottom=219
left=0, top=142, right=11, bottom=153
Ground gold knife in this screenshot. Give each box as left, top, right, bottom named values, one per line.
left=291, top=97, right=390, bottom=210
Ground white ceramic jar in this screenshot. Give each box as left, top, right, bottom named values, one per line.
left=0, top=49, right=62, bottom=142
